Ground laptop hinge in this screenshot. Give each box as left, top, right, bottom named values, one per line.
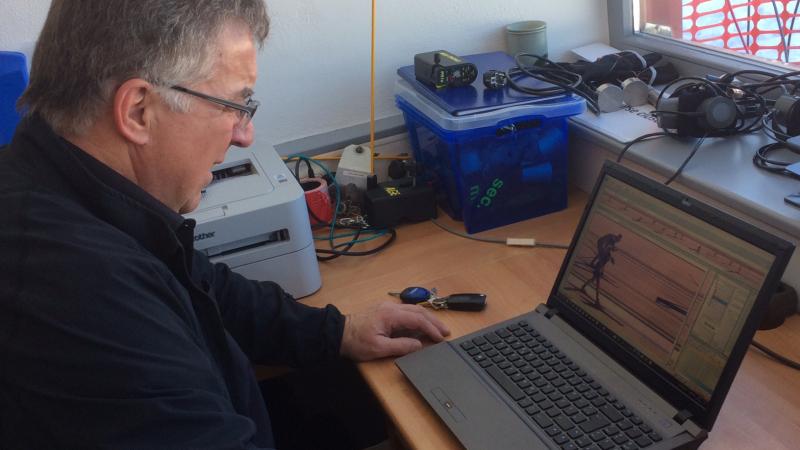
left=544, top=307, right=558, bottom=319
left=672, top=409, right=693, bottom=425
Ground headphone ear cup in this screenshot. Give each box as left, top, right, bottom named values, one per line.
left=698, top=96, right=737, bottom=131
left=775, top=94, right=800, bottom=136
left=656, top=96, right=680, bottom=130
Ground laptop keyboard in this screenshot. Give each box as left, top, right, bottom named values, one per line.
left=459, top=321, right=663, bottom=450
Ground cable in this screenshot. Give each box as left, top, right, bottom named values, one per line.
left=286, top=154, right=340, bottom=240
left=294, top=157, right=315, bottom=180
left=430, top=219, right=569, bottom=249
left=649, top=75, right=767, bottom=139
left=751, top=340, right=800, bottom=371
left=616, top=132, right=670, bottom=164
left=284, top=153, right=396, bottom=259
left=665, top=134, right=707, bottom=185
left=753, top=141, right=800, bottom=178
left=316, top=226, right=363, bottom=262
left=431, top=219, right=504, bottom=243
left=506, top=53, right=601, bottom=113
left=314, top=227, right=397, bottom=256
left=614, top=130, right=707, bottom=186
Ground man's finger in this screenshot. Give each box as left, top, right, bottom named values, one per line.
left=389, top=308, right=448, bottom=343
left=376, top=336, right=423, bottom=358
left=414, top=305, right=451, bottom=336
left=392, top=303, right=451, bottom=337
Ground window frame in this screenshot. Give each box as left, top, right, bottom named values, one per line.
left=608, top=0, right=799, bottom=78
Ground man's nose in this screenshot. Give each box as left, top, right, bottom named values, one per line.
left=231, top=122, right=254, bottom=147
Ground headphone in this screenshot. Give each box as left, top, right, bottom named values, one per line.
left=651, top=76, right=765, bottom=138
left=773, top=94, right=800, bottom=138
left=753, top=94, right=800, bottom=177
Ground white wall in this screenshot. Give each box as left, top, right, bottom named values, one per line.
left=0, top=0, right=49, bottom=59
left=1, top=0, right=609, bottom=150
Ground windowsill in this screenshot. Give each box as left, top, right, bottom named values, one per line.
left=568, top=109, right=800, bottom=240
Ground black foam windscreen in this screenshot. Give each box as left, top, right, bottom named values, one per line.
left=775, top=95, right=800, bottom=136
left=649, top=62, right=680, bottom=85
left=656, top=84, right=737, bottom=137
left=561, top=51, right=648, bottom=87
left=698, top=96, right=737, bottom=131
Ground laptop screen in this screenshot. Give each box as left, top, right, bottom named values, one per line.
left=554, top=168, right=780, bottom=411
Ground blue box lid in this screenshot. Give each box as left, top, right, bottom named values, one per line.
left=397, top=51, right=585, bottom=117
left=396, top=79, right=585, bottom=132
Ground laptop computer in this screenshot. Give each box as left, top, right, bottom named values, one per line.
left=397, top=161, right=794, bottom=450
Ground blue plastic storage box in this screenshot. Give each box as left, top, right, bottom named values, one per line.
left=0, top=51, right=29, bottom=147
left=395, top=79, right=585, bottom=233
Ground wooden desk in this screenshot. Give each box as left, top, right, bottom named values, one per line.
left=302, top=189, right=800, bottom=450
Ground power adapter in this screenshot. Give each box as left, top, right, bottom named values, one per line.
left=414, top=50, right=478, bottom=90
left=364, top=180, right=437, bottom=228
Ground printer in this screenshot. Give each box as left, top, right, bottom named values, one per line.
left=184, top=145, right=321, bottom=299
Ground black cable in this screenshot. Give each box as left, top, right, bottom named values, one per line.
left=506, top=53, right=601, bottom=113
left=284, top=155, right=395, bottom=260
left=762, top=114, right=787, bottom=142
left=311, top=218, right=397, bottom=259
left=316, top=227, right=363, bottom=261
left=294, top=157, right=314, bottom=181
left=737, top=70, right=800, bottom=97
left=665, top=134, right=707, bottom=185
left=615, top=130, right=707, bottom=186
left=753, top=141, right=800, bottom=179
left=751, top=340, right=800, bottom=370
left=616, top=132, right=670, bottom=164
left=650, top=76, right=766, bottom=138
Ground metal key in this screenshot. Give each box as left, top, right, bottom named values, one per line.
left=426, top=293, right=487, bottom=311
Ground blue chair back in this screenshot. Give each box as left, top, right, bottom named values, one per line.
left=0, top=51, right=29, bottom=147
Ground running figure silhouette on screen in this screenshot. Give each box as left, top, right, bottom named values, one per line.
left=580, top=233, right=623, bottom=307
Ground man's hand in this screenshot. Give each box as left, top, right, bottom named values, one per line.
left=340, top=302, right=451, bottom=361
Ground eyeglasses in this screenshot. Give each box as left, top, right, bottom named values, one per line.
left=170, top=85, right=259, bottom=129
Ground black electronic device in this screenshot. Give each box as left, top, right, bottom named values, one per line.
left=387, top=159, right=419, bottom=180
left=653, top=81, right=740, bottom=137
left=774, top=94, right=800, bottom=137
left=559, top=51, right=679, bottom=88
left=414, top=50, right=478, bottom=90
left=364, top=181, right=437, bottom=228
left=759, top=281, right=798, bottom=330
left=482, top=70, right=508, bottom=90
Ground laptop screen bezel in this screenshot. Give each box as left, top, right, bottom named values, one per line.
left=545, top=161, right=793, bottom=430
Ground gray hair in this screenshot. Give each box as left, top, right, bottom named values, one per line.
left=19, top=0, right=269, bottom=136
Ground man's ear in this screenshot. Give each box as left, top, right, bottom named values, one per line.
left=112, top=79, right=156, bottom=145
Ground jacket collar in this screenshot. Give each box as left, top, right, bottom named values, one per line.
left=10, top=115, right=195, bottom=263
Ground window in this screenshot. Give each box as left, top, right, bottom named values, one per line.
left=638, top=0, right=800, bottom=65
left=608, top=0, right=799, bottom=76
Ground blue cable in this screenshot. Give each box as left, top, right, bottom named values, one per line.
left=285, top=154, right=394, bottom=257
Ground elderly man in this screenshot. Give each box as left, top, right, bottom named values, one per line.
left=0, top=1, right=448, bottom=448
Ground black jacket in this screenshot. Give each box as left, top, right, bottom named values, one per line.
left=0, top=116, right=345, bottom=448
